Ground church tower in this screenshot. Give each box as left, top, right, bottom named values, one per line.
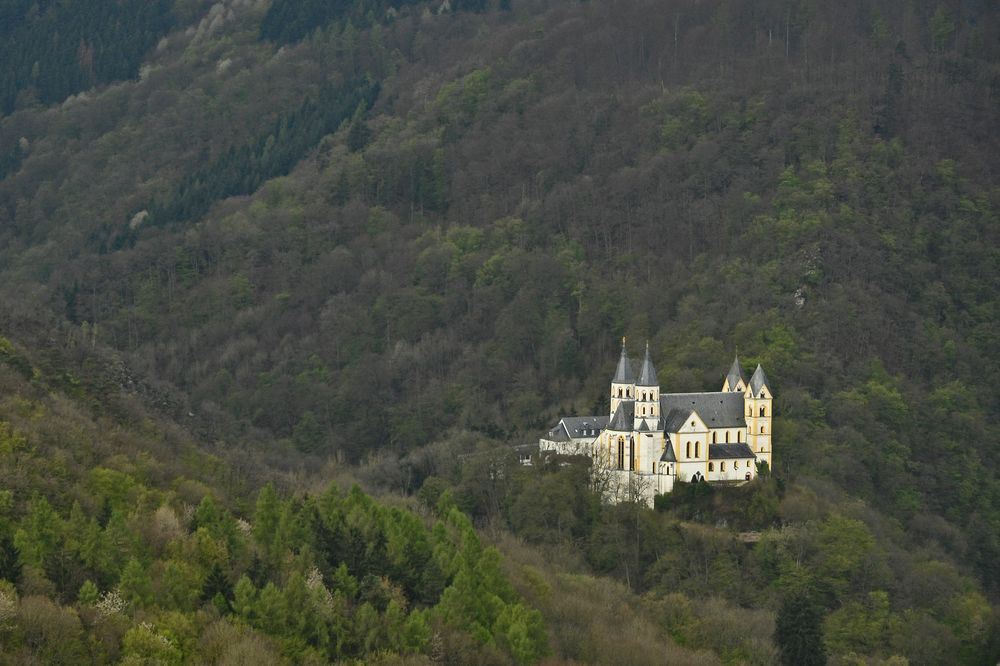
left=610, top=339, right=634, bottom=417
left=745, top=364, right=773, bottom=469
left=722, top=355, right=748, bottom=393
left=634, top=342, right=659, bottom=428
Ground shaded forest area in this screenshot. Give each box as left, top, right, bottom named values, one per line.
left=0, top=0, right=174, bottom=114
left=0, top=0, right=998, bottom=663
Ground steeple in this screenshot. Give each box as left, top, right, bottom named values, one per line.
left=749, top=364, right=771, bottom=394
left=637, top=341, right=658, bottom=386
left=724, top=355, right=748, bottom=392
left=613, top=338, right=634, bottom=383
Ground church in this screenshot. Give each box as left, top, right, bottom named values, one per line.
left=539, top=341, right=773, bottom=506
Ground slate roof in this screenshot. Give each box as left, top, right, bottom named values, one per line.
left=544, top=426, right=570, bottom=442
left=749, top=364, right=771, bottom=394
left=608, top=400, right=635, bottom=431
left=659, top=445, right=677, bottom=462
left=660, top=392, right=746, bottom=431
left=637, top=342, right=659, bottom=386
left=726, top=356, right=748, bottom=389
left=661, top=409, right=691, bottom=433
left=560, top=416, right=608, bottom=439
left=708, top=443, right=756, bottom=459
left=613, top=343, right=634, bottom=383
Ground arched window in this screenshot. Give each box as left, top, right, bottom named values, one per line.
left=618, top=388, right=622, bottom=397
left=708, top=462, right=714, bottom=471
left=712, top=432, right=717, bottom=443
left=734, top=460, right=739, bottom=468
left=760, top=406, right=766, bottom=417
left=745, top=472, right=751, bottom=481
left=721, top=462, right=726, bottom=472
left=760, top=391, right=765, bottom=398
left=617, top=437, right=625, bottom=469
left=761, top=425, right=766, bottom=434
left=725, top=431, right=730, bottom=443
left=642, top=406, right=646, bottom=415
left=686, top=442, right=691, bottom=458
left=738, top=431, right=742, bottom=442
left=695, top=442, right=700, bottom=458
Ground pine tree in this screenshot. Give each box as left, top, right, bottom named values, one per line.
left=775, top=591, right=827, bottom=666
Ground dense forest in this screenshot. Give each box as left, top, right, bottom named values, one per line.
left=0, top=0, right=998, bottom=663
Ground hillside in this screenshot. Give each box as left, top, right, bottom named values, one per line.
left=0, top=0, right=998, bottom=663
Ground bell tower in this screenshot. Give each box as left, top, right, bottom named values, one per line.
left=745, top=364, right=773, bottom=469
left=634, top=341, right=659, bottom=427
left=610, top=338, right=634, bottom=418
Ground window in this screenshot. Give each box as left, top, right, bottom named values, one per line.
left=618, top=388, right=622, bottom=397
left=695, top=442, right=700, bottom=458
left=738, top=431, right=742, bottom=442
left=691, top=420, right=695, bottom=427
left=642, top=406, right=646, bottom=415
left=725, top=431, right=730, bottom=443
left=722, top=462, right=727, bottom=472
left=760, top=406, right=767, bottom=417
left=617, top=437, right=625, bottom=469
left=686, top=442, right=691, bottom=458
left=708, top=462, right=714, bottom=471
left=760, top=391, right=765, bottom=398
left=761, top=425, right=766, bottom=434
left=712, top=432, right=717, bottom=443
left=734, top=460, right=739, bottom=468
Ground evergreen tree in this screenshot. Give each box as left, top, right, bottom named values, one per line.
left=0, top=533, right=22, bottom=583
left=775, top=591, right=827, bottom=666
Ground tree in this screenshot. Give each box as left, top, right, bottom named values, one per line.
left=0, top=533, right=22, bottom=583
left=119, top=558, right=153, bottom=609
left=929, top=5, right=954, bottom=52
left=775, top=591, right=826, bottom=666
left=293, top=411, right=325, bottom=453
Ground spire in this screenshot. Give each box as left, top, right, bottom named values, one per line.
left=726, top=355, right=748, bottom=390
left=749, top=364, right=771, bottom=393
left=637, top=341, right=658, bottom=386
left=613, top=338, right=634, bottom=383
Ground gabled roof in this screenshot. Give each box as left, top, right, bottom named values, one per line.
left=613, top=341, right=634, bottom=383
left=749, top=365, right=771, bottom=394
left=660, top=392, right=746, bottom=430
left=659, top=445, right=677, bottom=462
left=636, top=342, right=659, bottom=386
left=662, top=409, right=692, bottom=433
left=726, top=356, right=748, bottom=390
left=608, top=400, right=635, bottom=431
left=560, top=415, right=609, bottom=439
left=708, top=443, right=756, bottom=459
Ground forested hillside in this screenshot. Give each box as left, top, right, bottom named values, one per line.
left=0, top=0, right=998, bottom=663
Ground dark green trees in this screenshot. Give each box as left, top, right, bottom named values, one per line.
left=775, top=592, right=827, bottom=666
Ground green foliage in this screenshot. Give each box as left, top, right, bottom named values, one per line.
left=0, top=0, right=173, bottom=114
left=146, top=78, right=380, bottom=229
left=776, top=591, right=827, bottom=666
